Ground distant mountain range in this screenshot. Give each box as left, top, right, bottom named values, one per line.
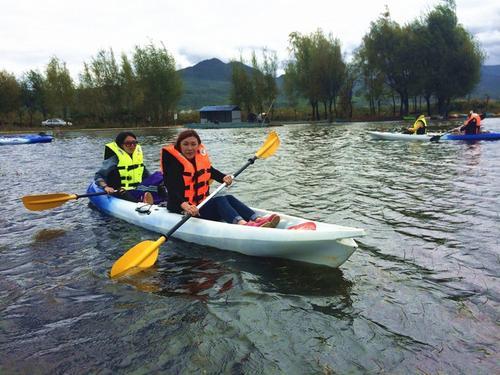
left=474, top=65, right=500, bottom=100
left=177, top=58, right=500, bottom=110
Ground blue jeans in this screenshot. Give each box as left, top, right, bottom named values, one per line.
left=199, top=195, right=257, bottom=224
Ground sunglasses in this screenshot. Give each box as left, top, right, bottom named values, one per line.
left=123, top=141, right=138, bottom=146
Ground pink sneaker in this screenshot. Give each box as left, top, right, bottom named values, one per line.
left=245, top=220, right=272, bottom=228
left=255, top=214, right=280, bottom=228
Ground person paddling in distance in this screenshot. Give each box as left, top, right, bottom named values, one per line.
left=95, top=131, right=154, bottom=204
left=161, top=129, right=280, bottom=227
left=454, top=110, right=482, bottom=135
left=404, top=113, right=427, bottom=134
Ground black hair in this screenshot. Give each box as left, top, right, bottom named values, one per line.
left=115, top=131, right=137, bottom=147
left=174, top=129, right=201, bottom=151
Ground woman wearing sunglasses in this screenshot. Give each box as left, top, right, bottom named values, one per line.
left=95, top=131, right=154, bottom=204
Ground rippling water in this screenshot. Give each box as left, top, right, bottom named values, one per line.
left=1, top=120, right=499, bottom=373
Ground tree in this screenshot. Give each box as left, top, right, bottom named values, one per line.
left=286, top=30, right=345, bottom=121
left=230, top=56, right=255, bottom=115
left=20, top=70, right=47, bottom=125
left=45, top=57, right=75, bottom=119
left=230, top=50, right=278, bottom=119
left=359, top=8, right=414, bottom=116
left=133, top=42, right=182, bottom=125
left=119, top=53, right=143, bottom=124
left=0, top=70, right=21, bottom=124
left=423, top=0, right=485, bottom=115
left=90, top=49, right=122, bottom=121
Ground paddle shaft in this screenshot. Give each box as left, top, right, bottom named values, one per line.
left=162, top=156, right=258, bottom=239
left=76, top=191, right=110, bottom=199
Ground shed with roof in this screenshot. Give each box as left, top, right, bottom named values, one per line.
left=199, top=105, right=241, bottom=124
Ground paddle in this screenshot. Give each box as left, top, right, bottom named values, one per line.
left=430, top=113, right=486, bottom=142
left=110, top=131, right=281, bottom=278
left=22, top=191, right=111, bottom=211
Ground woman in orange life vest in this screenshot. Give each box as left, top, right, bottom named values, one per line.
left=94, top=131, right=154, bottom=204
left=457, top=110, right=481, bottom=135
left=161, top=129, right=280, bottom=227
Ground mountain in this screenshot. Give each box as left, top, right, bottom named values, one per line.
left=473, top=65, right=500, bottom=99
left=177, top=59, right=500, bottom=110
left=177, top=58, right=254, bottom=109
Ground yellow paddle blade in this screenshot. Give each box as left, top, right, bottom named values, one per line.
left=110, top=236, right=165, bottom=278
left=22, top=193, right=78, bottom=211
left=255, top=131, right=280, bottom=159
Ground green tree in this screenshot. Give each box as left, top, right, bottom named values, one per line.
left=45, top=57, right=75, bottom=119
left=360, top=9, right=414, bottom=116
left=20, top=70, right=48, bottom=125
left=423, top=0, right=485, bottom=115
left=230, top=50, right=278, bottom=119
left=133, top=42, right=182, bottom=125
left=353, top=46, right=386, bottom=116
left=119, top=53, right=143, bottom=124
left=0, top=70, right=21, bottom=124
left=286, top=32, right=321, bottom=120
left=230, top=56, right=254, bottom=115
left=286, top=30, right=345, bottom=121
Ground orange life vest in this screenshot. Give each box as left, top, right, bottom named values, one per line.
left=465, top=113, right=481, bottom=133
left=161, top=144, right=212, bottom=205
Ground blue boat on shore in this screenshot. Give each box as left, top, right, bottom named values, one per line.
left=0, top=133, right=53, bottom=146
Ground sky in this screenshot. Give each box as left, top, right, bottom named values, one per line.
left=1, top=0, right=499, bottom=80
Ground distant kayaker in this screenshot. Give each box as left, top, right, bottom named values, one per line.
left=95, top=131, right=154, bottom=204
left=405, top=114, right=427, bottom=134
left=456, top=110, right=481, bottom=135
left=161, top=129, right=280, bottom=227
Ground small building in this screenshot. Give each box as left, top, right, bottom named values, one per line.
left=199, top=105, right=241, bottom=124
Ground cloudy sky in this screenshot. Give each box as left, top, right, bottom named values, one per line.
left=1, top=0, right=499, bottom=79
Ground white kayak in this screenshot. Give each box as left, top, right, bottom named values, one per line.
left=87, top=182, right=365, bottom=268
left=368, top=131, right=439, bottom=141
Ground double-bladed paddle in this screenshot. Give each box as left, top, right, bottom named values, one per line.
left=110, top=131, right=281, bottom=278
left=22, top=191, right=111, bottom=211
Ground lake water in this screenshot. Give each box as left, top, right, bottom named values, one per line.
left=1, top=119, right=499, bottom=373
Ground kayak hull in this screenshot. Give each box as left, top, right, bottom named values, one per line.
left=368, top=131, right=500, bottom=142
left=368, top=131, right=435, bottom=141
left=0, top=134, right=53, bottom=145
left=441, top=132, right=500, bottom=141
left=87, top=183, right=365, bottom=268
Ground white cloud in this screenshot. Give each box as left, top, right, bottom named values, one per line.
left=1, top=0, right=499, bottom=79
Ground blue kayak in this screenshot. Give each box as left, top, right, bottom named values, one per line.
left=441, top=132, right=500, bottom=141
left=0, top=133, right=53, bottom=146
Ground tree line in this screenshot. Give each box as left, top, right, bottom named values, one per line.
left=0, top=43, right=182, bottom=127
left=0, top=1, right=485, bottom=127
left=232, top=0, right=485, bottom=120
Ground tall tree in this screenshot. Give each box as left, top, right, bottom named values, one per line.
left=20, top=70, right=47, bottom=125
left=286, top=30, right=345, bottom=121
left=423, top=0, right=485, bottom=115
left=133, top=42, right=182, bottom=125
left=286, top=31, right=321, bottom=120
left=0, top=70, right=21, bottom=124
left=230, top=56, right=254, bottom=115
left=359, top=8, right=414, bottom=116
left=119, top=53, right=142, bottom=124
left=45, top=57, right=75, bottom=119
